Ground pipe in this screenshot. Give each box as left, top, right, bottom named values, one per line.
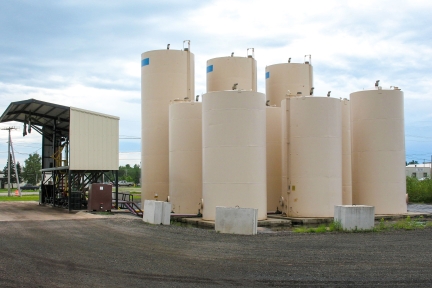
left=170, top=214, right=201, bottom=218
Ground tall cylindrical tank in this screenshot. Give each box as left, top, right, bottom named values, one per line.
left=266, top=106, right=282, bottom=212
left=206, top=56, right=257, bottom=92
left=202, top=90, right=267, bottom=220
left=283, top=96, right=342, bottom=217
left=169, top=100, right=202, bottom=215
left=350, top=88, right=406, bottom=214
left=141, top=49, right=195, bottom=206
left=265, top=62, right=313, bottom=107
left=280, top=99, right=289, bottom=211
left=342, top=99, right=352, bottom=205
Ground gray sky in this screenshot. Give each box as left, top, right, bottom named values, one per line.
left=1, top=0, right=431, bottom=168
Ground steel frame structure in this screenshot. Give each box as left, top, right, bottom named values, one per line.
left=0, top=99, right=120, bottom=211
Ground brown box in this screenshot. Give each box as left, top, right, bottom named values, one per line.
left=88, top=184, right=112, bottom=211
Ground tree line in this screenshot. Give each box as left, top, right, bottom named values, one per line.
left=2, top=153, right=141, bottom=185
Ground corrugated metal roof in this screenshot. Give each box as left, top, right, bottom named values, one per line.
left=0, top=99, right=119, bottom=134
left=0, top=98, right=70, bottom=135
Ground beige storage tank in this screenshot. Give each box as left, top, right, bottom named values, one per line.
left=202, top=90, right=267, bottom=220
left=206, top=55, right=257, bottom=92
left=342, top=99, right=352, bottom=205
left=350, top=88, right=406, bottom=214
left=266, top=106, right=282, bottom=212
left=282, top=96, right=342, bottom=217
left=280, top=99, right=289, bottom=211
left=141, top=47, right=195, bottom=206
left=266, top=62, right=313, bottom=107
left=169, top=100, right=202, bottom=215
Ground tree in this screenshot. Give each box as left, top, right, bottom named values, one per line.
left=3, top=154, right=23, bottom=183
left=131, top=164, right=141, bottom=184
left=118, top=164, right=141, bottom=184
left=23, top=153, right=42, bottom=185
left=407, top=160, right=419, bottom=165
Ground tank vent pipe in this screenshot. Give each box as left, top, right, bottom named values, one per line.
left=183, top=40, right=191, bottom=99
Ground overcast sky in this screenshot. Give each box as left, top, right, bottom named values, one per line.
left=1, top=0, right=431, bottom=169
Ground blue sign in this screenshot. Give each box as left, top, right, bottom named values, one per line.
left=142, top=58, right=150, bottom=67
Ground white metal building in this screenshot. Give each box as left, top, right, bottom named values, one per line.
left=0, top=99, right=120, bottom=210
left=406, top=163, right=431, bottom=179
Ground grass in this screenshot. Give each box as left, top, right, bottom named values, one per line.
left=293, top=224, right=340, bottom=233
left=293, top=217, right=432, bottom=233
left=0, top=195, right=39, bottom=201
left=170, top=220, right=193, bottom=228
left=377, top=216, right=432, bottom=231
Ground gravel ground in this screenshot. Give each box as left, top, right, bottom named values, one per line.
left=1, top=217, right=432, bottom=287
left=408, top=203, right=432, bottom=213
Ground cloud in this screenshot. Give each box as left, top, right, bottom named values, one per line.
left=1, top=0, right=431, bottom=165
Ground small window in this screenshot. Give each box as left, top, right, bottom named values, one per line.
left=424, top=173, right=428, bottom=177
left=412, top=172, right=417, bottom=177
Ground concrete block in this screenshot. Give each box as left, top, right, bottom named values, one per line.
left=334, top=205, right=375, bottom=231
left=161, top=202, right=172, bottom=225
left=215, top=207, right=258, bottom=235
left=143, top=200, right=163, bottom=224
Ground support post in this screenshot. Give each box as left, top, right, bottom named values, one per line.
left=68, top=170, right=72, bottom=212
left=115, top=170, right=119, bottom=209
left=7, top=131, right=11, bottom=197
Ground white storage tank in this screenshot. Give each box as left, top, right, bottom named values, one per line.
left=169, top=100, right=202, bottom=215
left=141, top=46, right=195, bottom=206
left=342, top=99, right=352, bottom=205
left=282, top=96, right=342, bottom=217
left=202, top=90, right=267, bottom=220
left=266, top=62, right=313, bottom=107
left=350, top=87, right=406, bottom=214
left=266, top=106, right=282, bottom=212
left=206, top=54, right=257, bottom=92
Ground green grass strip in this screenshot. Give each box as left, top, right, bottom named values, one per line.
left=0, top=195, right=39, bottom=202
left=294, top=216, right=432, bottom=233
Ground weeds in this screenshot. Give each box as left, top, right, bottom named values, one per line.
left=294, top=223, right=337, bottom=233
left=293, top=216, right=432, bottom=233
left=406, top=176, right=432, bottom=203
left=328, top=220, right=343, bottom=232
left=378, top=218, right=386, bottom=230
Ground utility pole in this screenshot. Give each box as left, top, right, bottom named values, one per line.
left=1, top=127, right=20, bottom=197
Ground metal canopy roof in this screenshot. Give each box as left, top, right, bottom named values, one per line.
left=0, top=98, right=70, bottom=135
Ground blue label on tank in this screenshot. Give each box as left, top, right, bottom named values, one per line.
left=207, top=65, right=213, bottom=73
left=141, top=58, right=150, bottom=67
left=265, top=71, right=270, bottom=79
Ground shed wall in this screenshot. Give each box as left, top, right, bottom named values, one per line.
left=69, top=107, right=119, bottom=170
